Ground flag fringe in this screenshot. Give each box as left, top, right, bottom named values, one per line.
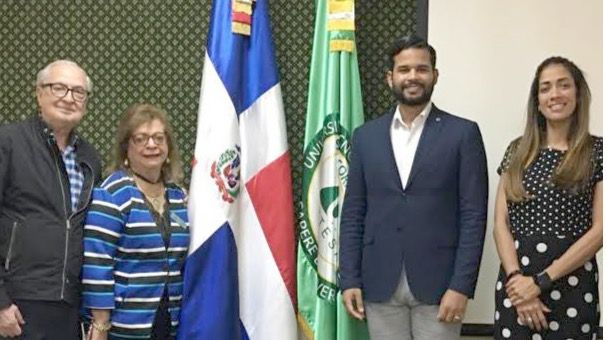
left=297, top=313, right=315, bottom=340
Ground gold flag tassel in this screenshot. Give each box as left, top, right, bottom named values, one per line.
left=232, top=0, right=255, bottom=36
left=328, top=0, right=355, bottom=52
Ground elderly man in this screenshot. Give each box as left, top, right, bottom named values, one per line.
left=0, top=60, right=101, bottom=339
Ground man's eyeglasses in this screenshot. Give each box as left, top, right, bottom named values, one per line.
left=131, top=133, right=167, bottom=147
left=41, top=83, right=89, bottom=102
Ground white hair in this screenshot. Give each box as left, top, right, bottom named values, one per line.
left=36, top=59, right=93, bottom=92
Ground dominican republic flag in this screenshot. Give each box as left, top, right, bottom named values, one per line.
left=177, top=0, right=297, bottom=339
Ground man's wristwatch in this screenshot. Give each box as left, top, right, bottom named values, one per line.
left=533, top=271, right=553, bottom=292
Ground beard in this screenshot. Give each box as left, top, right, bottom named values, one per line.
left=391, top=81, right=435, bottom=106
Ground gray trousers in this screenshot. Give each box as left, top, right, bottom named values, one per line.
left=365, top=267, right=462, bottom=340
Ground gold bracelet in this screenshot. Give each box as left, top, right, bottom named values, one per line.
left=91, top=320, right=112, bottom=332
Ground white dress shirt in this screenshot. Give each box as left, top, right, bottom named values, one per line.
left=390, top=102, right=432, bottom=189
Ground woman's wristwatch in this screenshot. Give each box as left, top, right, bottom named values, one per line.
left=533, top=271, right=553, bottom=292
left=91, top=320, right=112, bottom=332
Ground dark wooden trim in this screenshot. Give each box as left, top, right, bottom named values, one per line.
left=462, top=323, right=603, bottom=338
left=415, top=0, right=428, bottom=39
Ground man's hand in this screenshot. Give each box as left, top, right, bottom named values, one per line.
left=437, top=289, right=468, bottom=323
left=0, top=304, right=25, bottom=337
left=506, top=275, right=540, bottom=306
left=342, top=288, right=365, bottom=320
left=515, top=297, right=551, bottom=331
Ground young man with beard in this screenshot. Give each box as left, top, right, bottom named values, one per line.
left=339, top=35, right=488, bottom=339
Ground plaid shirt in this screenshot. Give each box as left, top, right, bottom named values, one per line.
left=61, top=144, right=84, bottom=212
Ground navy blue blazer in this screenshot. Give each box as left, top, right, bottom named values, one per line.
left=339, top=105, right=488, bottom=304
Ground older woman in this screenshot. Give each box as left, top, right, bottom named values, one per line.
left=493, top=57, right=602, bottom=339
left=82, top=104, right=189, bottom=339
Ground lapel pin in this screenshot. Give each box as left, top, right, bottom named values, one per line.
left=435, top=117, right=441, bottom=122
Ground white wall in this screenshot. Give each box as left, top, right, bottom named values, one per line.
left=428, top=0, right=603, bottom=324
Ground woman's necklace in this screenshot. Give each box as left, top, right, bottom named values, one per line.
left=132, top=170, right=162, bottom=184
left=133, top=174, right=166, bottom=214
left=145, top=191, right=166, bottom=214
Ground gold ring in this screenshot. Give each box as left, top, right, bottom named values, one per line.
left=527, top=317, right=532, bottom=323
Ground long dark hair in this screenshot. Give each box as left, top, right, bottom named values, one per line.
left=504, top=57, right=593, bottom=201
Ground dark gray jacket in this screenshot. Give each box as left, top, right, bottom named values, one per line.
left=0, top=116, right=102, bottom=308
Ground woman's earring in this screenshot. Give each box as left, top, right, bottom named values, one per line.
left=165, top=157, right=170, bottom=164
left=124, top=158, right=129, bottom=167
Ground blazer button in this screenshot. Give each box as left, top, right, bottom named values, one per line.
left=396, top=227, right=402, bottom=231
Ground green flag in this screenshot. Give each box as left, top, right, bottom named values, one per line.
left=297, top=0, right=369, bottom=339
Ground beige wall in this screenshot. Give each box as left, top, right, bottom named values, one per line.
left=428, top=0, right=603, bottom=324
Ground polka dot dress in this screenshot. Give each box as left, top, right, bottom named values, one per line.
left=494, top=136, right=602, bottom=340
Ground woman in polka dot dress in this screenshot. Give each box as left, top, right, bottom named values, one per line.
left=493, top=56, right=602, bottom=340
